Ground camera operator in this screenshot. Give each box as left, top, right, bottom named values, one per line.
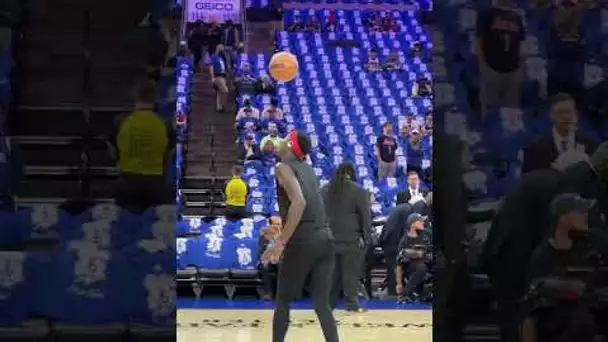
left=395, top=213, right=431, bottom=303
left=483, top=149, right=589, bottom=342
left=522, top=193, right=607, bottom=342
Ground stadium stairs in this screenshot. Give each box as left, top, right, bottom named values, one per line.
left=180, top=22, right=276, bottom=217
left=181, top=66, right=237, bottom=217
left=11, top=0, right=149, bottom=204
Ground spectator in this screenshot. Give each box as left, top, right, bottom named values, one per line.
left=115, top=79, right=173, bottom=213
left=234, top=63, right=257, bottom=96
left=255, top=75, right=277, bottom=96
left=305, top=17, right=321, bottom=32
left=379, top=203, right=411, bottom=296
left=376, top=122, right=398, bottom=179
left=412, top=77, right=432, bottom=97
left=399, top=121, right=410, bottom=138
left=395, top=213, right=430, bottom=303
left=259, top=216, right=282, bottom=300
left=547, top=0, right=584, bottom=99
left=209, top=44, right=229, bottom=112
left=187, top=22, right=205, bottom=70
left=521, top=93, right=598, bottom=173
left=236, top=99, right=260, bottom=121
left=397, top=171, right=429, bottom=205
left=259, top=125, right=281, bottom=155
left=237, top=135, right=261, bottom=162
left=365, top=49, right=382, bottom=72
left=405, top=128, right=425, bottom=173
left=365, top=13, right=380, bottom=31
left=411, top=41, right=424, bottom=58
left=320, top=163, right=372, bottom=313
left=206, top=22, right=222, bottom=61
left=287, top=18, right=305, bottom=32
left=383, top=50, right=403, bottom=71
left=476, top=0, right=525, bottom=120
left=261, top=98, right=284, bottom=120
left=224, top=165, right=250, bottom=221
left=424, top=112, right=432, bottom=132
left=381, top=14, right=400, bottom=33
left=326, top=11, right=338, bottom=32
left=221, top=20, right=241, bottom=69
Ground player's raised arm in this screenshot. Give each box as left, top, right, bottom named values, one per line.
left=275, top=162, right=307, bottom=245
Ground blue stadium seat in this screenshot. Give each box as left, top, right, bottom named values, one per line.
left=233, top=10, right=433, bottom=215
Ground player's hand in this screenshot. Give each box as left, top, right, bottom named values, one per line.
left=262, top=241, right=285, bottom=265
left=396, top=284, right=404, bottom=295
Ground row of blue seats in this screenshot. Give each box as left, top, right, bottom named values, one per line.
left=0, top=247, right=174, bottom=327
left=175, top=56, right=194, bottom=191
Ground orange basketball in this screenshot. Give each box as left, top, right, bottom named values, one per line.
left=269, top=52, right=299, bottom=83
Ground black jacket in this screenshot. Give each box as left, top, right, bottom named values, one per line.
left=521, top=133, right=598, bottom=174
left=396, top=188, right=429, bottom=205
left=320, top=180, right=372, bottom=245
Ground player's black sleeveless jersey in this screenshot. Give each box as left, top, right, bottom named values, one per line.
left=277, top=157, right=328, bottom=244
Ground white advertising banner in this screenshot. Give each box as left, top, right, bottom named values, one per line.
left=187, top=0, right=242, bottom=23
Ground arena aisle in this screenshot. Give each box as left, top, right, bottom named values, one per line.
left=177, top=299, right=432, bottom=341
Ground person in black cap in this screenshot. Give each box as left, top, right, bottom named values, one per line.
left=522, top=193, right=599, bottom=342
left=395, top=213, right=430, bottom=302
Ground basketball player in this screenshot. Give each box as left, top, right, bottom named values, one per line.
left=262, top=131, right=339, bottom=342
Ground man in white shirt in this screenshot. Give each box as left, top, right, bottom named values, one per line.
left=522, top=93, right=598, bottom=173
left=261, top=99, right=284, bottom=120
left=235, top=99, right=261, bottom=121
left=396, top=171, right=429, bottom=205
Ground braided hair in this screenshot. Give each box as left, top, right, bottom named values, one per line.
left=328, top=162, right=357, bottom=202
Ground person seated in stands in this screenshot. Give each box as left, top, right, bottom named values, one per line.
left=383, top=50, right=403, bottom=71
left=224, top=165, right=250, bottom=221
left=399, top=120, right=411, bottom=139
left=234, top=63, right=257, bottom=96
left=365, top=49, right=383, bottom=72
left=365, top=13, right=380, bottom=31
left=115, top=79, right=173, bottom=213
left=412, top=77, right=432, bottom=97
left=237, top=134, right=261, bottom=163
left=287, top=18, right=305, bottom=32
left=259, top=125, right=282, bottom=155
left=259, top=216, right=282, bottom=300
left=423, top=112, right=432, bottom=137
left=305, top=17, right=321, bottom=33
left=236, top=99, right=260, bottom=121
left=326, top=10, right=338, bottom=32
left=411, top=41, right=424, bottom=58
left=261, top=98, right=284, bottom=120
left=255, top=75, right=277, bottom=96
left=396, top=213, right=430, bottom=303
left=381, top=14, right=399, bottom=33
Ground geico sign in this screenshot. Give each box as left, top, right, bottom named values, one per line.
left=194, top=2, right=235, bottom=10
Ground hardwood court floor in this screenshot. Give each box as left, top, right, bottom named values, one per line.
left=177, top=309, right=432, bottom=341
